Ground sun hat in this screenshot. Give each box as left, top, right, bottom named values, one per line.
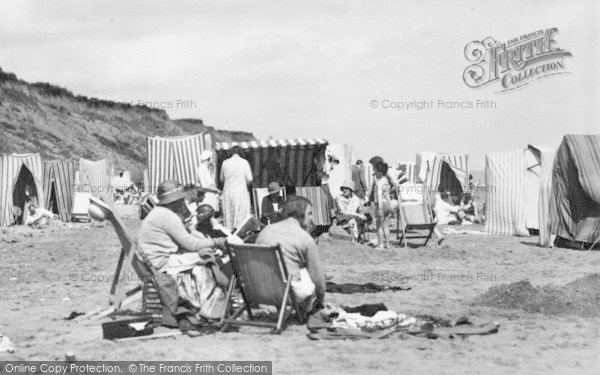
left=267, top=181, right=283, bottom=195
left=340, top=180, right=355, bottom=192
left=156, top=180, right=187, bottom=205
left=200, top=150, right=213, bottom=162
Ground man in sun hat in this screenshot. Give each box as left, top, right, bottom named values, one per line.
left=260, top=181, right=285, bottom=225
left=137, top=179, right=243, bottom=320
left=334, top=180, right=367, bottom=242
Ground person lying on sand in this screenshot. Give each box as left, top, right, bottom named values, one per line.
left=25, top=205, right=56, bottom=228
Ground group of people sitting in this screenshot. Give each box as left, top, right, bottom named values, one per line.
left=433, top=189, right=483, bottom=226
left=114, top=185, right=141, bottom=205
left=331, top=157, right=400, bottom=249
left=330, top=156, right=485, bottom=247
left=136, top=179, right=326, bottom=335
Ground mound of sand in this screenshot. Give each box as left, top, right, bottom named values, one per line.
left=474, top=273, right=600, bottom=316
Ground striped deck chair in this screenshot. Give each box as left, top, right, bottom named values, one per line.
left=396, top=184, right=438, bottom=248
left=294, top=186, right=331, bottom=226
left=220, top=243, right=300, bottom=334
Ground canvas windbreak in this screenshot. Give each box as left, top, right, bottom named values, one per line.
left=552, top=134, right=600, bottom=245
left=147, top=133, right=212, bottom=192
left=43, top=160, right=75, bottom=222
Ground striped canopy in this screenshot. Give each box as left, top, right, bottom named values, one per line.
left=43, top=160, right=75, bottom=222
left=552, top=134, right=600, bottom=246
left=215, top=138, right=329, bottom=188
left=423, top=153, right=469, bottom=195
left=0, top=153, right=44, bottom=226
left=147, top=133, right=212, bottom=192
left=78, top=158, right=114, bottom=204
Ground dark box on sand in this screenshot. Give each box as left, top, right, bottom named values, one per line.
left=102, top=315, right=154, bottom=340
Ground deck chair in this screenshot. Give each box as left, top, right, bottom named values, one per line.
left=396, top=184, right=438, bottom=248
left=71, top=192, right=92, bottom=222
left=139, top=194, right=158, bottom=220
left=220, top=243, right=299, bottom=334
left=252, top=187, right=286, bottom=224
left=88, top=197, right=173, bottom=327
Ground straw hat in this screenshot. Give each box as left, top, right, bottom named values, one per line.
left=156, top=180, right=187, bottom=205
left=340, top=180, right=355, bottom=192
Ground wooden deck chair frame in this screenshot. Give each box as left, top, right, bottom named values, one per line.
left=87, top=197, right=167, bottom=324
left=396, top=186, right=438, bottom=248
left=252, top=187, right=287, bottom=225
left=220, top=243, right=299, bottom=334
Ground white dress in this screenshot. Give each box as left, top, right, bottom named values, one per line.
left=220, top=154, right=253, bottom=231
left=195, top=162, right=220, bottom=211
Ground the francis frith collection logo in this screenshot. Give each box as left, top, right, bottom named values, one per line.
left=463, top=28, right=572, bottom=92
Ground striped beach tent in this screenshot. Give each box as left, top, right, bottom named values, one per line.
left=0, top=153, right=44, bottom=227
left=215, top=138, right=329, bottom=188
left=77, top=158, right=114, bottom=204
left=147, top=133, right=212, bottom=192
left=397, top=161, right=417, bottom=184
left=538, top=149, right=558, bottom=246
left=143, top=170, right=149, bottom=191
left=43, top=160, right=75, bottom=222
left=422, top=153, right=469, bottom=196
left=551, top=135, right=600, bottom=248
left=484, top=146, right=554, bottom=236
left=416, top=152, right=436, bottom=184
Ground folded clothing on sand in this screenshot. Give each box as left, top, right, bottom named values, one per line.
left=307, top=306, right=499, bottom=340
left=326, top=282, right=410, bottom=294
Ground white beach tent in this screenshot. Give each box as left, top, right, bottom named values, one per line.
left=325, top=144, right=359, bottom=197
left=484, top=145, right=554, bottom=236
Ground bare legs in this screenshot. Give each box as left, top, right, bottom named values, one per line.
left=375, top=214, right=391, bottom=249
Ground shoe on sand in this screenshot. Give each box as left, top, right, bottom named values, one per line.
left=179, top=319, right=202, bottom=337
left=437, top=236, right=445, bottom=246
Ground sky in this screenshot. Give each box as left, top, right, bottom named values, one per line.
left=1, top=0, right=599, bottom=170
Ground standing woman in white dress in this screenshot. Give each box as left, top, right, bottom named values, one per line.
left=220, top=146, right=253, bottom=231
left=195, top=150, right=221, bottom=212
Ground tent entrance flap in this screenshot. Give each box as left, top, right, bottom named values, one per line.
left=13, top=165, right=37, bottom=211
left=49, top=183, right=59, bottom=215
left=439, top=161, right=463, bottom=196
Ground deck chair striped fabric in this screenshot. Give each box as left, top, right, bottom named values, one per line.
left=220, top=243, right=298, bottom=334
left=294, top=186, right=331, bottom=225
left=396, top=184, right=438, bottom=248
